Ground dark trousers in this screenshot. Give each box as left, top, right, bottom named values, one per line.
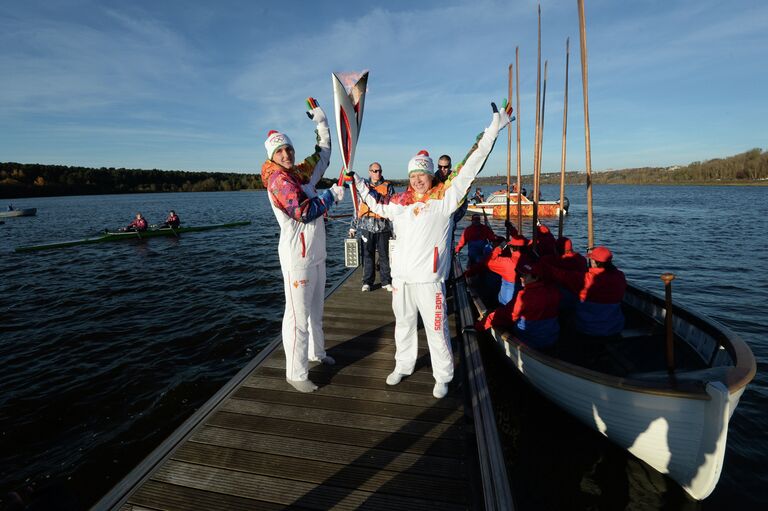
left=361, top=230, right=391, bottom=286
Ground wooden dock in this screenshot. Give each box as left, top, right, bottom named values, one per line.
left=95, top=266, right=511, bottom=510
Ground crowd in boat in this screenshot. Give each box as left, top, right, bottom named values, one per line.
left=456, top=214, right=626, bottom=352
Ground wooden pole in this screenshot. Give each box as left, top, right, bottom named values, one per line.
left=515, top=47, right=522, bottom=232
left=506, top=63, right=513, bottom=228
left=533, top=60, right=548, bottom=246
left=558, top=38, right=570, bottom=239
left=532, top=4, right=542, bottom=248
left=577, top=0, right=594, bottom=249
left=661, top=273, right=676, bottom=374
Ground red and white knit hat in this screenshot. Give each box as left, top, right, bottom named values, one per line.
left=264, top=130, right=293, bottom=159
left=407, top=150, right=434, bottom=176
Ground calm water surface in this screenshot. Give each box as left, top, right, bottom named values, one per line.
left=0, top=185, right=765, bottom=510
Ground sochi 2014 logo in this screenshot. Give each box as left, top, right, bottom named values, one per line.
left=271, top=134, right=289, bottom=146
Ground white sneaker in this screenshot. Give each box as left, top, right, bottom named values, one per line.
left=287, top=379, right=318, bottom=393
left=386, top=371, right=405, bottom=385
left=361, top=284, right=371, bottom=292
left=383, top=284, right=393, bottom=292
left=433, top=382, right=449, bottom=399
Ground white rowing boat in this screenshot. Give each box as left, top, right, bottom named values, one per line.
left=468, top=280, right=755, bottom=500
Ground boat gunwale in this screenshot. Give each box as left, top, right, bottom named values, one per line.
left=469, top=281, right=755, bottom=399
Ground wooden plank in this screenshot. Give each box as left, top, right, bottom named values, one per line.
left=242, top=375, right=460, bottom=409
left=170, top=442, right=468, bottom=503
left=206, top=412, right=465, bottom=458
left=189, top=425, right=467, bottom=479
left=252, top=366, right=446, bottom=396
left=129, top=479, right=280, bottom=511
left=218, top=398, right=464, bottom=440
left=148, top=460, right=468, bottom=511
left=231, top=387, right=464, bottom=424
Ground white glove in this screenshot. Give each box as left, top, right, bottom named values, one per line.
left=347, top=171, right=366, bottom=193
left=330, top=183, right=345, bottom=203
left=307, top=106, right=327, bottom=125
left=348, top=228, right=356, bottom=238
left=490, top=101, right=513, bottom=133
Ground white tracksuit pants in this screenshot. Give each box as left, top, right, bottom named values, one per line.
left=391, top=279, right=454, bottom=383
left=281, top=264, right=327, bottom=381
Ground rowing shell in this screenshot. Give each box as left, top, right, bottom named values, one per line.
left=15, top=221, right=251, bottom=252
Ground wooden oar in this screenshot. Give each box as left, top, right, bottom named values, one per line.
left=533, top=60, right=548, bottom=250
left=532, top=4, right=542, bottom=249
left=515, top=46, right=522, bottom=232
left=661, top=273, right=677, bottom=377
left=558, top=38, right=570, bottom=239
left=506, top=63, right=513, bottom=228
left=578, top=0, right=595, bottom=248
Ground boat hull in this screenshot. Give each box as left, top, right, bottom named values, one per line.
left=466, top=194, right=566, bottom=218
left=0, top=208, right=37, bottom=218
left=476, top=283, right=754, bottom=500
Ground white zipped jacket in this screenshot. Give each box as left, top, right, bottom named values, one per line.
left=263, top=113, right=333, bottom=271
left=353, top=108, right=508, bottom=283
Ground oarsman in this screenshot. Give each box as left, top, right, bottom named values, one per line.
left=542, top=245, right=627, bottom=337
left=483, top=234, right=532, bottom=305
left=163, top=210, right=180, bottom=229
left=350, top=103, right=511, bottom=399
left=124, top=213, right=148, bottom=232
left=261, top=99, right=345, bottom=393
left=475, top=263, right=561, bottom=350
left=455, top=213, right=498, bottom=266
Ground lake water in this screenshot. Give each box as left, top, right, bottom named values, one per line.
left=0, top=185, right=765, bottom=510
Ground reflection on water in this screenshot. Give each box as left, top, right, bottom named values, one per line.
left=0, top=185, right=766, bottom=509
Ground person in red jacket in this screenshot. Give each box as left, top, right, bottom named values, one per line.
left=124, top=213, right=148, bottom=232
left=455, top=214, right=498, bottom=265
left=163, top=210, right=180, bottom=229
left=555, top=237, right=588, bottom=271
left=485, top=234, right=532, bottom=305
left=533, top=222, right=557, bottom=257
left=476, top=263, right=561, bottom=349
left=542, top=245, right=626, bottom=337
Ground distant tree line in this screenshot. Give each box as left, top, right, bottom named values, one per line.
left=537, top=148, right=768, bottom=185
left=2, top=149, right=765, bottom=198
left=0, top=163, right=337, bottom=198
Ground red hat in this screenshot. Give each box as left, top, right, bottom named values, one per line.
left=588, top=246, right=613, bottom=263
left=510, top=235, right=527, bottom=247
left=557, top=237, right=573, bottom=253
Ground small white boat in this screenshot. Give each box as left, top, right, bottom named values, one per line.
left=0, top=207, right=37, bottom=218
left=466, top=190, right=568, bottom=218
left=469, top=280, right=755, bottom=500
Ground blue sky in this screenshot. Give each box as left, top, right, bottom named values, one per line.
left=1, top=0, right=766, bottom=179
